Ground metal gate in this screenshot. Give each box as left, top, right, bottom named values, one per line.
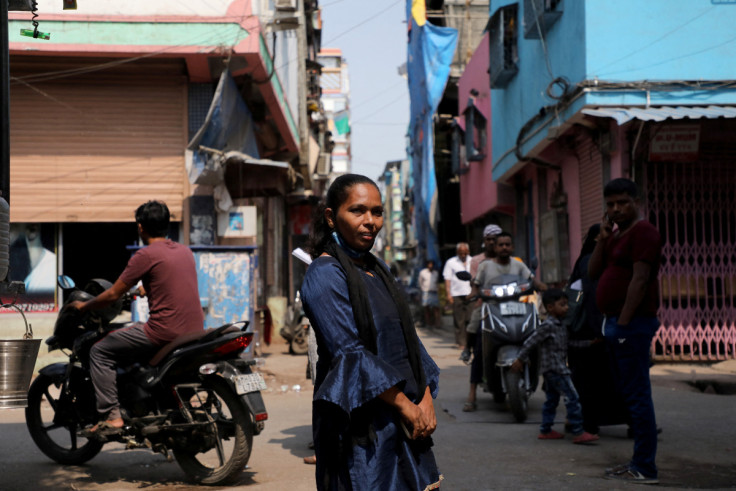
left=646, top=157, right=736, bottom=361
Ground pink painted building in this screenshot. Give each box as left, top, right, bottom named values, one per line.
left=457, top=33, right=513, bottom=224
left=455, top=32, right=515, bottom=240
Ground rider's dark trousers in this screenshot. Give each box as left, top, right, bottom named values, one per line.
left=89, top=322, right=157, bottom=420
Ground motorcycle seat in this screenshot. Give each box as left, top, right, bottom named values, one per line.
left=148, top=325, right=242, bottom=367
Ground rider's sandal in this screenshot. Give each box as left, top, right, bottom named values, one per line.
left=462, top=401, right=477, bottom=412
left=82, top=420, right=124, bottom=440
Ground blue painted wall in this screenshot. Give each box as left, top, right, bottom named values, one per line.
left=491, top=0, right=736, bottom=179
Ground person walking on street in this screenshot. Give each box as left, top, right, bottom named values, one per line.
left=511, top=288, right=599, bottom=445
left=589, top=178, right=662, bottom=485
left=418, top=260, right=441, bottom=328
left=443, top=242, right=472, bottom=349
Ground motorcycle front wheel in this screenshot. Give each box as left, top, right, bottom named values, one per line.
left=504, top=369, right=529, bottom=423
left=25, top=373, right=104, bottom=465
left=173, top=378, right=253, bottom=485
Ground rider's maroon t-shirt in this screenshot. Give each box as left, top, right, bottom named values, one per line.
left=596, top=220, right=661, bottom=318
left=118, top=240, right=204, bottom=345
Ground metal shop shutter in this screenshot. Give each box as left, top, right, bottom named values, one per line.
left=576, top=132, right=603, bottom=238
left=9, top=60, right=187, bottom=223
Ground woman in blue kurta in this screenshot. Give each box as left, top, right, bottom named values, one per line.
left=301, top=174, right=442, bottom=490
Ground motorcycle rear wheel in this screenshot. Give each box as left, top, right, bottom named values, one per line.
left=25, top=374, right=104, bottom=465
left=505, top=369, right=528, bottom=423
left=173, top=378, right=253, bottom=485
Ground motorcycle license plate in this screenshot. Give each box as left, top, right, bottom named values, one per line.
left=500, top=302, right=526, bottom=316
left=234, top=373, right=268, bottom=395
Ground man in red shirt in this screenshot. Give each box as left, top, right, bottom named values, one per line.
left=70, top=201, right=204, bottom=433
left=589, top=178, right=661, bottom=485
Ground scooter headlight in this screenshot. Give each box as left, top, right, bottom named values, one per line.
left=493, top=286, right=506, bottom=297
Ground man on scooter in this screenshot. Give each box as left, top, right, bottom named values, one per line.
left=462, top=232, right=546, bottom=411
left=69, top=201, right=204, bottom=436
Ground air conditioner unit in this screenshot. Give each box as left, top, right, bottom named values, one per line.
left=523, top=0, right=562, bottom=39
left=275, top=0, right=298, bottom=12
left=8, top=0, right=33, bottom=10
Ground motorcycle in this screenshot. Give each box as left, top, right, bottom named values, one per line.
left=25, top=276, right=268, bottom=485
left=280, top=291, right=310, bottom=355
left=458, top=271, right=540, bottom=422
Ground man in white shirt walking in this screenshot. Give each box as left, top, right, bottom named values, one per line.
left=418, top=260, right=440, bottom=328
left=443, top=242, right=472, bottom=348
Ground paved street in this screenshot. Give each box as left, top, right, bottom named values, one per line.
left=1, top=315, right=736, bottom=490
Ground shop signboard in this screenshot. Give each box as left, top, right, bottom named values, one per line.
left=649, top=124, right=700, bottom=162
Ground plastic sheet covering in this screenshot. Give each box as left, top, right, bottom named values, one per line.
left=186, top=69, right=261, bottom=185
left=406, top=6, right=458, bottom=263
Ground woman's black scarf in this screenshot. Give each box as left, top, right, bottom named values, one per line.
left=324, top=240, right=427, bottom=400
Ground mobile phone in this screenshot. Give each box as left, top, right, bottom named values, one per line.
left=604, top=213, right=614, bottom=225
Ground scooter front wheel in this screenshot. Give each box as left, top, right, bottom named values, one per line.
left=504, top=369, right=528, bottom=423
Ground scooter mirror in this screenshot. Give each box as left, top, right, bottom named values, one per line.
left=57, top=275, right=75, bottom=290
left=455, top=271, right=472, bottom=282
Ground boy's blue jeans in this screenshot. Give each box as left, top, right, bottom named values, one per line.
left=540, top=371, right=584, bottom=435
left=604, top=315, right=660, bottom=478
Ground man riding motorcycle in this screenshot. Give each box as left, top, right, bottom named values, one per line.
left=69, top=200, right=204, bottom=436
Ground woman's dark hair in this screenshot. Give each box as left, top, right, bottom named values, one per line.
left=568, top=223, right=600, bottom=284
left=542, top=288, right=565, bottom=308
left=135, top=200, right=170, bottom=238
left=580, top=223, right=600, bottom=258
left=603, top=178, right=639, bottom=198
left=306, top=174, right=379, bottom=258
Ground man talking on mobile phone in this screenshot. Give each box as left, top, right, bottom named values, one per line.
left=589, top=178, right=662, bottom=485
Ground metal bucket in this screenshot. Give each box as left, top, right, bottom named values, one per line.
left=0, top=304, right=41, bottom=409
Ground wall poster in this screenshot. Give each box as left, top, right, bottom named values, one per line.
left=2, top=223, right=57, bottom=312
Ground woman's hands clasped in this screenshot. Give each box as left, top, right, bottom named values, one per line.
left=379, top=386, right=437, bottom=440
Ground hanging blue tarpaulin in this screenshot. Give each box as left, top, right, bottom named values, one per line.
left=406, top=2, right=457, bottom=263
left=187, top=69, right=261, bottom=184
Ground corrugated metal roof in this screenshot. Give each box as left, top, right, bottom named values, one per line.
left=581, top=105, right=736, bottom=125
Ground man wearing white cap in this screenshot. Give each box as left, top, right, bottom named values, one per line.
left=470, top=224, right=503, bottom=278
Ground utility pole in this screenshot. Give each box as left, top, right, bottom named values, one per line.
left=296, top=0, right=310, bottom=190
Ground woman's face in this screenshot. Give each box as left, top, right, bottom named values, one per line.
left=327, top=183, right=384, bottom=251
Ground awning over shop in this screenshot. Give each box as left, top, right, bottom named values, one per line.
left=223, top=151, right=290, bottom=198
left=581, top=105, right=736, bottom=125
left=222, top=152, right=289, bottom=170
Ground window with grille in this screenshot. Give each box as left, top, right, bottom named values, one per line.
left=464, top=98, right=487, bottom=162
left=488, top=4, right=519, bottom=88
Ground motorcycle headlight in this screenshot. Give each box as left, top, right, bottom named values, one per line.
left=493, top=286, right=506, bottom=297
